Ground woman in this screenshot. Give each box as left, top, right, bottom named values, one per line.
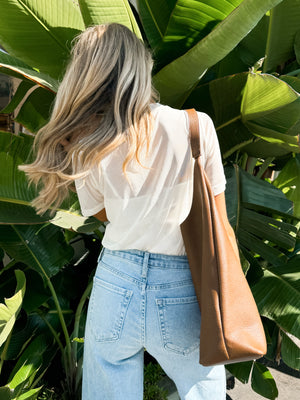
left=20, top=23, right=230, bottom=400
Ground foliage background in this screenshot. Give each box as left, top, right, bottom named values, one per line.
left=0, top=1, right=299, bottom=399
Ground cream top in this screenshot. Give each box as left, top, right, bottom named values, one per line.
left=75, top=103, right=226, bottom=255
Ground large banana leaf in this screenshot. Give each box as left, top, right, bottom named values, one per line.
left=0, top=0, right=85, bottom=79
left=215, top=0, right=300, bottom=78
left=214, top=15, right=268, bottom=77
left=0, top=132, right=46, bottom=224
left=137, top=0, right=243, bottom=71
left=262, top=0, right=300, bottom=72
left=241, top=73, right=300, bottom=156
left=225, top=165, right=297, bottom=268
left=151, top=0, right=284, bottom=106
left=0, top=224, right=73, bottom=280
left=79, top=0, right=142, bottom=38
left=251, top=256, right=300, bottom=340
left=251, top=362, right=278, bottom=399
left=184, top=72, right=252, bottom=156
left=0, top=131, right=101, bottom=231
left=0, top=51, right=58, bottom=92
left=184, top=72, right=300, bottom=158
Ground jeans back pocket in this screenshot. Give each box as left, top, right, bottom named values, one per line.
left=156, top=295, right=201, bottom=355
left=88, top=277, right=133, bottom=342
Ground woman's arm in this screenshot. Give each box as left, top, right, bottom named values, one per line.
left=93, top=208, right=108, bottom=222
left=214, top=192, right=231, bottom=228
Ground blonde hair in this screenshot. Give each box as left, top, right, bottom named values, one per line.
left=20, top=23, right=158, bottom=215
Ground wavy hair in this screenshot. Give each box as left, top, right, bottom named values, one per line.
left=19, top=23, right=158, bottom=215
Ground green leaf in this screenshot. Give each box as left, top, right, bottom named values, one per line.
left=241, top=73, right=299, bottom=119
left=0, top=131, right=50, bottom=224
left=0, top=270, right=26, bottom=347
left=0, top=131, right=101, bottom=230
left=0, top=0, right=84, bottom=79
left=228, top=164, right=295, bottom=218
left=251, top=362, right=278, bottom=399
left=78, top=0, right=142, bottom=39
left=263, top=0, right=300, bottom=72
left=0, top=387, right=13, bottom=400
left=7, top=336, right=47, bottom=395
left=22, top=269, right=51, bottom=314
left=50, top=211, right=101, bottom=233
left=184, top=72, right=252, bottom=158
left=0, top=51, right=58, bottom=92
left=280, top=74, right=300, bottom=93
left=273, top=155, right=300, bottom=219
left=240, top=208, right=296, bottom=251
left=241, top=73, right=300, bottom=155
left=221, top=0, right=300, bottom=75
left=152, top=0, right=284, bottom=106
left=225, top=165, right=297, bottom=268
left=280, top=329, right=300, bottom=370
left=15, top=387, right=43, bottom=400
left=251, top=256, right=300, bottom=340
left=226, top=361, right=253, bottom=384
left=0, top=80, right=34, bottom=114
left=138, top=0, right=243, bottom=71
left=0, top=224, right=74, bottom=280
left=14, top=87, right=55, bottom=133
left=185, top=71, right=300, bottom=159
left=236, top=14, right=269, bottom=69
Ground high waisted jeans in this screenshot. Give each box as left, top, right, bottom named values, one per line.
left=82, top=247, right=226, bottom=400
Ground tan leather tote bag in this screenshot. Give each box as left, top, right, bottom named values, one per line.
left=180, top=109, right=267, bottom=366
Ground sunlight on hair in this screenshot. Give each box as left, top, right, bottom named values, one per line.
left=19, top=23, right=159, bottom=216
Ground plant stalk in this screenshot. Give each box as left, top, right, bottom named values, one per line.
left=72, top=280, right=93, bottom=356
left=216, top=115, right=241, bottom=131
left=46, top=277, right=73, bottom=373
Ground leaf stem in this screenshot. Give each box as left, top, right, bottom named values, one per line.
left=46, top=277, right=73, bottom=371
left=256, top=157, right=275, bottom=179
left=285, top=68, right=300, bottom=76
left=37, top=310, right=65, bottom=355
left=263, top=8, right=274, bottom=73
left=11, top=225, right=73, bottom=374
left=216, top=115, right=241, bottom=131
left=72, top=280, right=93, bottom=356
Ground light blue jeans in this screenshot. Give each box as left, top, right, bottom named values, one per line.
left=82, top=247, right=226, bottom=399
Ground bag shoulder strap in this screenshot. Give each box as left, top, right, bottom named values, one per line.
left=185, top=108, right=201, bottom=159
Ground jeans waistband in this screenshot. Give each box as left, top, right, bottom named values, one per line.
left=98, top=246, right=189, bottom=268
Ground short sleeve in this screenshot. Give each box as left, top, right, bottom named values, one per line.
left=74, top=164, right=105, bottom=217
left=198, top=112, right=226, bottom=196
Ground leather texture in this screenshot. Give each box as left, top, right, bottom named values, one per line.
left=180, top=109, right=267, bottom=366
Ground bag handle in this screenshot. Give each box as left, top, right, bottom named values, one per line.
left=185, top=108, right=201, bottom=159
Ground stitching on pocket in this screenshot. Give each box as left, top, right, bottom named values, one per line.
left=89, top=277, right=133, bottom=342
left=156, top=296, right=200, bottom=355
